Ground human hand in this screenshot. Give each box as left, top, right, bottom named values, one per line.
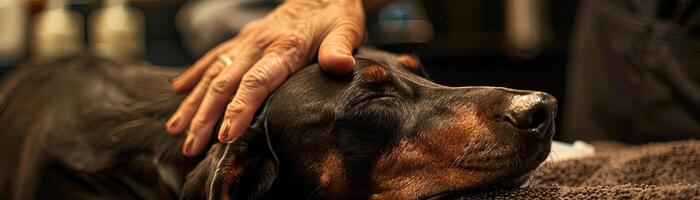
left=166, top=0, right=365, bottom=156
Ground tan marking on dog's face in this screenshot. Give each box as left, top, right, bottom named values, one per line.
left=396, top=55, right=421, bottom=70
left=318, top=151, right=351, bottom=198
left=221, top=160, right=250, bottom=200
left=368, top=105, right=495, bottom=199
left=362, top=64, right=389, bottom=83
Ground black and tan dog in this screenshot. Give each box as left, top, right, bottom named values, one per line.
left=0, top=48, right=556, bottom=199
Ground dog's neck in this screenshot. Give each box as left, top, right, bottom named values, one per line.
left=77, top=91, right=210, bottom=196
left=152, top=131, right=204, bottom=194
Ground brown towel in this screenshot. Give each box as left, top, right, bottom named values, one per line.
left=461, top=140, right=700, bottom=199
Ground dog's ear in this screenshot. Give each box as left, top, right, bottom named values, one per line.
left=395, top=54, right=430, bottom=78
left=181, top=123, right=278, bottom=200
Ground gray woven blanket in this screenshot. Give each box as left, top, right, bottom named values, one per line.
left=461, top=140, right=700, bottom=199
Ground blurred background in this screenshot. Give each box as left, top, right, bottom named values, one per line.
left=1, top=0, right=698, bottom=142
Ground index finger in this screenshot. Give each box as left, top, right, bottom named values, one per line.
left=217, top=52, right=298, bottom=142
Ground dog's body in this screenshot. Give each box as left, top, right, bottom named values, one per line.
left=0, top=48, right=556, bottom=199
left=0, top=57, right=196, bottom=199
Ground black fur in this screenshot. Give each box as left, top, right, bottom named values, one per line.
left=0, top=48, right=556, bottom=199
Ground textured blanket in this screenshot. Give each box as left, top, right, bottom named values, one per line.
left=461, top=140, right=700, bottom=199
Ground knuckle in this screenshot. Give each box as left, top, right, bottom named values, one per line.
left=266, top=48, right=302, bottom=67
left=240, top=69, right=271, bottom=92
left=209, top=78, right=232, bottom=96
left=252, top=37, right=271, bottom=50
left=202, top=70, right=218, bottom=82
left=181, top=99, right=199, bottom=112
left=189, top=116, right=207, bottom=130
left=269, top=33, right=307, bottom=53
left=201, top=66, right=223, bottom=82
left=285, top=32, right=306, bottom=45
left=277, top=56, right=299, bottom=74
left=224, top=103, right=245, bottom=117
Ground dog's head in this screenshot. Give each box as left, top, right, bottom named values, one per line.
left=182, top=48, right=557, bottom=199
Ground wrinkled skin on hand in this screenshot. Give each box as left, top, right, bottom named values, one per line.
left=166, top=0, right=366, bottom=156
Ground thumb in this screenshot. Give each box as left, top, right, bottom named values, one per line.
left=318, top=19, right=364, bottom=75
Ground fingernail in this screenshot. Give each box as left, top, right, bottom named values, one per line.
left=184, top=134, right=195, bottom=155
left=218, top=120, right=231, bottom=142
left=171, top=77, right=182, bottom=89
left=168, top=116, right=180, bottom=131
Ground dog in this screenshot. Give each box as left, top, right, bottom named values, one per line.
left=0, top=48, right=556, bottom=199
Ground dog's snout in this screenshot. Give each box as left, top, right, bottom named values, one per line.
left=504, top=92, right=557, bottom=132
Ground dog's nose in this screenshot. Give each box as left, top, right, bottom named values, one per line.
left=504, top=92, right=557, bottom=131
